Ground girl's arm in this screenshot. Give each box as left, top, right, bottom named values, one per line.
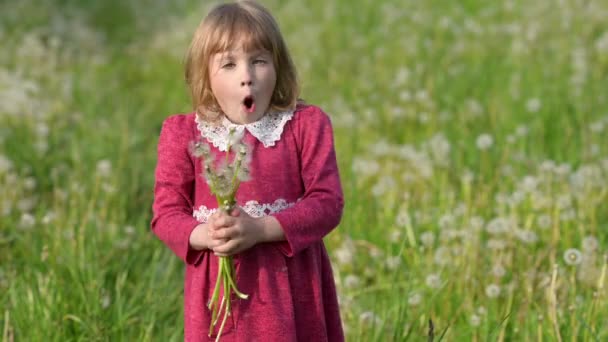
left=151, top=115, right=206, bottom=265
left=271, top=106, right=344, bottom=257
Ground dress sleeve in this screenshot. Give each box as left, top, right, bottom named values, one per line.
left=150, top=115, right=205, bottom=265
left=272, top=106, right=344, bottom=257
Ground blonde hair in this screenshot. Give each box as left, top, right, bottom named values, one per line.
left=184, top=0, right=300, bottom=123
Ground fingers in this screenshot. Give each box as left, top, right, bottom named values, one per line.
left=212, top=239, right=242, bottom=257
left=208, top=212, right=236, bottom=229
left=209, top=226, right=241, bottom=240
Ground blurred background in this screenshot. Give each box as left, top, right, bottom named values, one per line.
left=1, top=0, right=607, bottom=340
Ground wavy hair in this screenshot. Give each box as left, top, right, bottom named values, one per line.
left=184, top=1, right=300, bottom=123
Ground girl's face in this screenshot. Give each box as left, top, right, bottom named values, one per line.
left=208, top=44, right=276, bottom=124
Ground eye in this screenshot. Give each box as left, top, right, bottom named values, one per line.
left=221, top=62, right=236, bottom=69
left=253, top=59, right=267, bottom=65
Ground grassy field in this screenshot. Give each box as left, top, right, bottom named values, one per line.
left=1, top=0, right=607, bottom=340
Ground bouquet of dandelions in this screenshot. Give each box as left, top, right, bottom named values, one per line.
left=190, top=128, right=251, bottom=340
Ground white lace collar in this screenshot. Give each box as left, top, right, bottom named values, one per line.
left=195, top=111, right=294, bottom=151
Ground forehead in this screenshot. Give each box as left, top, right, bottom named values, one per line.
left=203, top=6, right=275, bottom=57
left=211, top=45, right=271, bottom=59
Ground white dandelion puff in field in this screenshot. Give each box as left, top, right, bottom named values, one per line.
left=371, top=175, right=396, bottom=197
left=96, top=159, right=112, bottom=177
left=515, top=124, right=529, bottom=137
left=351, top=157, right=380, bottom=177
left=469, top=216, right=484, bottom=231
left=389, top=229, right=402, bottom=243
left=0, top=155, right=13, bottom=173
left=492, top=264, right=506, bottom=278
left=485, top=284, right=501, bottom=298
left=434, top=246, right=451, bottom=265
left=19, top=213, right=36, bottom=229
left=425, top=273, right=442, bottom=289
left=540, top=160, right=556, bottom=173
left=519, top=175, right=538, bottom=193
left=470, top=314, right=481, bottom=327
left=41, top=211, right=56, bottom=225
left=589, top=121, right=605, bottom=133
left=359, top=311, right=382, bottom=326
left=486, top=217, right=510, bottom=235
left=563, top=248, right=583, bottom=266
left=582, top=236, right=599, bottom=252
left=334, top=245, right=354, bottom=266
left=595, top=31, right=608, bottom=54
left=487, top=239, right=507, bottom=250
left=438, top=213, right=455, bottom=229
left=100, top=292, right=111, bottom=309
left=385, top=256, right=401, bottom=270
left=408, top=293, right=422, bottom=306
left=467, top=99, right=483, bottom=116
left=525, top=98, right=542, bottom=112
left=515, top=229, right=538, bottom=244
left=555, top=163, right=571, bottom=177
left=537, top=214, right=552, bottom=230
left=396, top=209, right=411, bottom=227
left=420, top=231, right=435, bottom=247
left=344, top=275, right=361, bottom=289
left=17, top=197, right=37, bottom=212
left=476, top=133, right=493, bottom=150
left=428, top=133, right=451, bottom=165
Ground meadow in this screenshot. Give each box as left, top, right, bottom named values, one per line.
left=1, top=0, right=607, bottom=340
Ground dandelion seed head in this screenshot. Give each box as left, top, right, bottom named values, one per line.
left=386, top=256, right=401, bottom=270
left=563, top=248, right=583, bottom=266
left=476, top=133, right=493, bottom=150
left=420, top=231, right=435, bottom=247
left=470, top=314, right=481, bottom=327
left=19, top=213, right=36, bottom=229
left=487, top=239, right=507, bottom=250
left=492, top=264, right=506, bottom=277
left=344, top=275, right=361, bottom=289
left=434, top=246, right=450, bottom=265
left=41, top=211, right=56, bottom=225
left=389, top=229, right=402, bottom=243
left=408, top=293, right=422, bottom=306
left=469, top=216, right=484, bottom=231
left=17, top=197, right=37, bottom=212
left=335, top=246, right=354, bottom=266
left=516, top=229, right=538, bottom=244
left=0, top=155, right=13, bottom=173
left=582, top=236, right=599, bottom=252
left=537, top=214, right=552, bottom=229
left=189, top=140, right=210, bottom=158
left=96, top=159, right=112, bottom=177
left=485, top=284, right=501, bottom=298
left=515, top=124, right=529, bottom=137
left=359, top=311, right=382, bottom=326
left=425, top=273, right=442, bottom=288
left=526, top=98, right=542, bottom=112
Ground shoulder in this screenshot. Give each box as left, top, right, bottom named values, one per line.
left=291, top=103, right=334, bottom=129
left=159, top=112, right=197, bottom=139
left=161, top=112, right=197, bottom=131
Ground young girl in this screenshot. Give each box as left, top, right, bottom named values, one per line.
left=151, top=1, right=344, bottom=341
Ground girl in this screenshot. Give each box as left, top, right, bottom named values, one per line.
left=151, top=1, right=345, bottom=341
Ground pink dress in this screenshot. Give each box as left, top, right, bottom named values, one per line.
left=151, top=104, right=345, bottom=341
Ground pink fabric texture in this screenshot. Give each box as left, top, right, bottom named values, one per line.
left=151, top=104, right=345, bottom=341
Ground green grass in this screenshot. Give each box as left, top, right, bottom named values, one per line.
left=1, top=0, right=607, bottom=341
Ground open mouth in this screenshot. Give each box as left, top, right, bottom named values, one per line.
left=243, top=95, right=256, bottom=113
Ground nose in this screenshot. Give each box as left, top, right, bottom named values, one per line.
left=240, top=66, right=253, bottom=87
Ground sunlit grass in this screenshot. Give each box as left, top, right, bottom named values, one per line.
left=1, top=0, right=607, bottom=341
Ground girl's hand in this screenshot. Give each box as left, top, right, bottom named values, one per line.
left=207, top=207, right=263, bottom=257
